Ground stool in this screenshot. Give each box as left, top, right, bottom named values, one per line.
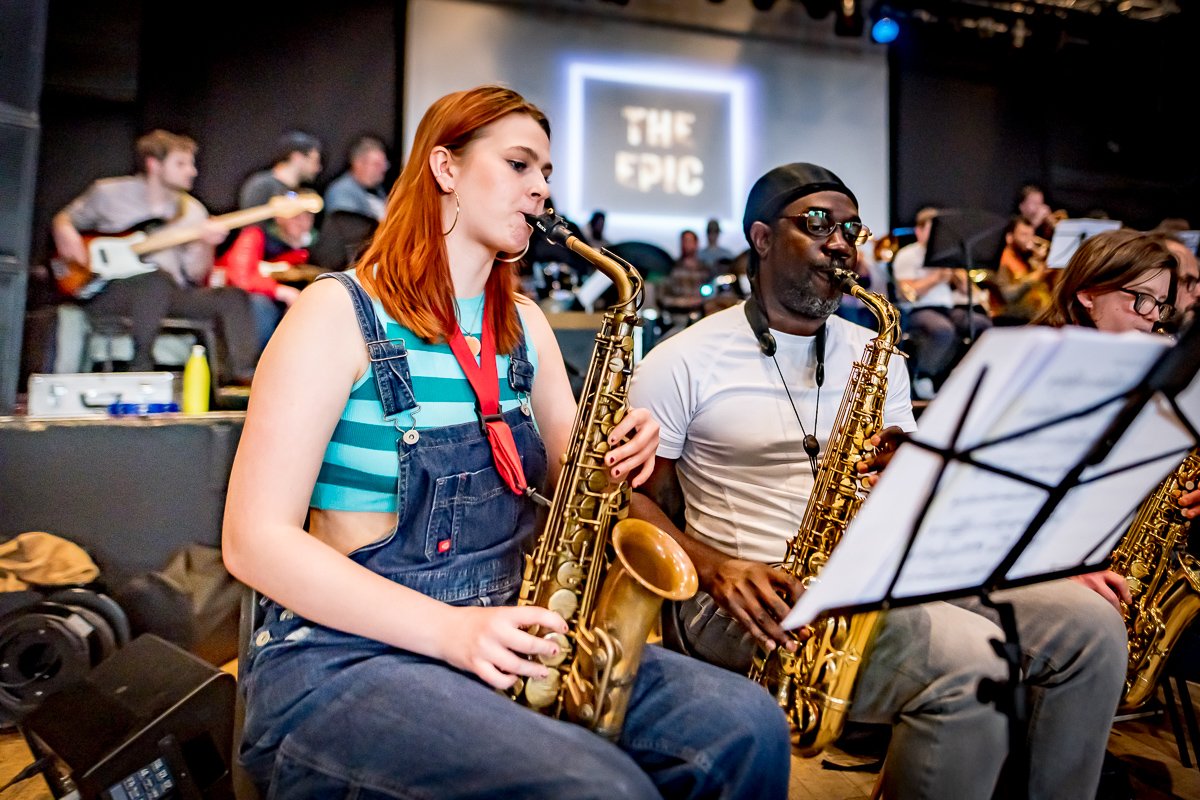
left=1160, top=662, right=1200, bottom=770
left=82, top=314, right=222, bottom=404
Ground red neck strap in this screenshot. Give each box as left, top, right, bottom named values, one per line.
left=447, top=313, right=530, bottom=496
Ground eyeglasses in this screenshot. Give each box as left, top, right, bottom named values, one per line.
left=1118, top=288, right=1173, bottom=317
left=1182, top=275, right=1198, bottom=293
left=780, top=210, right=872, bottom=246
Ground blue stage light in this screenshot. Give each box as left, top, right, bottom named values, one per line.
left=871, top=16, right=899, bottom=43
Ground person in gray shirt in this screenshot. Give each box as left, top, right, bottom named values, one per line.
left=53, top=130, right=259, bottom=383
left=238, top=131, right=323, bottom=210
left=322, top=135, right=390, bottom=221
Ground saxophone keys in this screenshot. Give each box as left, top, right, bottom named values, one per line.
left=548, top=586, right=580, bottom=621
left=555, top=561, right=585, bottom=590
left=540, top=632, right=571, bottom=667
left=523, top=668, right=562, bottom=709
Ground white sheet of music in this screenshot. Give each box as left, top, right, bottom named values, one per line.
left=782, top=325, right=1187, bottom=631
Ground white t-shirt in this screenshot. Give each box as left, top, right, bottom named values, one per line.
left=891, top=242, right=953, bottom=309
left=630, top=303, right=917, bottom=563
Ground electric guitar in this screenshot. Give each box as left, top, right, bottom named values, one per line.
left=52, top=191, right=324, bottom=299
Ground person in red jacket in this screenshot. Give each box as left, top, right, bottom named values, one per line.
left=215, top=209, right=310, bottom=348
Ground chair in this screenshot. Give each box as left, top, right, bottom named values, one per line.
left=231, top=586, right=263, bottom=800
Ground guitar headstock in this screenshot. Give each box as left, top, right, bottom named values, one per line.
left=269, top=191, right=324, bottom=217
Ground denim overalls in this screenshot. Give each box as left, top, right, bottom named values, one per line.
left=238, top=273, right=790, bottom=799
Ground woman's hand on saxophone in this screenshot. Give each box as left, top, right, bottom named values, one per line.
left=708, top=560, right=807, bottom=654
left=604, top=406, right=660, bottom=487
left=435, top=605, right=569, bottom=690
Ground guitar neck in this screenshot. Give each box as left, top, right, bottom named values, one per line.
left=129, top=205, right=287, bottom=256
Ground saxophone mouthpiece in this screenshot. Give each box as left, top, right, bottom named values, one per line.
left=526, top=209, right=575, bottom=247
left=829, top=267, right=861, bottom=294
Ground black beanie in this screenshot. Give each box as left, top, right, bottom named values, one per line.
left=742, top=163, right=858, bottom=242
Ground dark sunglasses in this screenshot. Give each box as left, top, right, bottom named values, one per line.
left=1118, top=288, right=1172, bottom=317
left=780, top=209, right=872, bottom=246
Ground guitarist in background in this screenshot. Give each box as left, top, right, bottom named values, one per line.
left=51, top=130, right=259, bottom=384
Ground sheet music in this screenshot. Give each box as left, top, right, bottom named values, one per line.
left=782, top=326, right=1175, bottom=630
left=1046, top=219, right=1123, bottom=268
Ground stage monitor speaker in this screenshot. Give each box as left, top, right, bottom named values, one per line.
left=21, top=634, right=235, bottom=800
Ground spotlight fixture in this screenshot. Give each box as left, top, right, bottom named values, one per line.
left=870, top=14, right=900, bottom=42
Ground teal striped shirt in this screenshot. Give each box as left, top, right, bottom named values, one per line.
left=310, top=288, right=539, bottom=512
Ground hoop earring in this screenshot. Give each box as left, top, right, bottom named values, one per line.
left=495, top=223, right=533, bottom=263
left=495, top=241, right=529, bottom=263
left=442, top=190, right=460, bottom=236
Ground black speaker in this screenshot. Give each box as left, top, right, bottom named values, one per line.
left=21, top=634, right=235, bottom=800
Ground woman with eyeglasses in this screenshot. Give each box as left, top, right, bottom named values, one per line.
left=1034, top=228, right=1184, bottom=613
left=1036, top=228, right=1178, bottom=334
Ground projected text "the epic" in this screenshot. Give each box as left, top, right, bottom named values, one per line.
left=615, top=106, right=703, bottom=197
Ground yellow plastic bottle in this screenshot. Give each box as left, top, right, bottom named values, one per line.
left=182, top=344, right=210, bottom=413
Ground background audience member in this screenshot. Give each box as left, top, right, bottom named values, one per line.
left=584, top=210, right=611, bottom=249
left=1016, top=183, right=1061, bottom=240
left=51, top=129, right=258, bottom=384
left=891, top=206, right=991, bottom=396
left=239, top=131, right=323, bottom=210
left=993, top=215, right=1051, bottom=325
left=213, top=188, right=310, bottom=349
left=659, top=229, right=712, bottom=316
left=322, top=135, right=390, bottom=221
left=697, top=218, right=733, bottom=270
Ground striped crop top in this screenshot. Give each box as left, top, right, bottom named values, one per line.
left=310, top=285, right=539, bottom=513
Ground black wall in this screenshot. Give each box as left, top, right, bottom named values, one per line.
left=0, top=0, right=47, bottom=414
left=891, top=8, right=1200, bottom=230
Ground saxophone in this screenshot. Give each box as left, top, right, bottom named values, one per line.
left=1111, top=449, right=1200, bottom=709
left=748, top=268, right=904, bottom=756
left=508, top=211, right=698, bottom=739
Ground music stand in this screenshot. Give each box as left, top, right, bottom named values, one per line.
left=923, top=209, right=1008, bottom=342
left=1046, top=219, right=1123, bottom=269
left=784, top=320, right=1200, bottom=798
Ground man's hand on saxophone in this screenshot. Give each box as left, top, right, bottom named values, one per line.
left=854, top=425, right=908, bottom=488
left=706, top=558, right=806, bottom=654
left=1180, top=486, right=1200, bottom=519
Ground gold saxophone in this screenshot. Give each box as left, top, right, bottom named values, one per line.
left=748, top=268, right=904, bottom=756
left=1111, top=449, right=1200, bottom=709
left=508, top=210, right=698, bottom=739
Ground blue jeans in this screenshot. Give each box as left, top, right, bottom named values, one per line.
left=240, top=272, right=792, bottom=798
left=244, top=614, right=789, bottom=799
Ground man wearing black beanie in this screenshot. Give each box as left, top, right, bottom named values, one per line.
left=629, top=162, right=1126, bottom=799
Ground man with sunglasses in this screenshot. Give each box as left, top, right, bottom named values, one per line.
left=629, top=162, right=1127, bottom=799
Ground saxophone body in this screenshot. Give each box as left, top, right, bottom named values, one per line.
left=748, top=268, right=903, bottom=756
left=1112, top=449, right=1200, bottom=709
left=509, top=211, right=698, bottom=739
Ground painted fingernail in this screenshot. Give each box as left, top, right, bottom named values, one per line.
left=612, top=468, right=621, bottom=476
left=607, top=455, right=615, bottom=465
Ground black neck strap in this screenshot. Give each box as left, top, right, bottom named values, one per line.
left=744, top=295, right=826, bottom=471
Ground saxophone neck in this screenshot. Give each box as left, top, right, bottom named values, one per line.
left=829, top=267, right=903, bottom=349
left=527, top=210, right=639, bottom=310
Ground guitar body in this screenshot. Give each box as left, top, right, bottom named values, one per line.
left=52, top=220, right=165, bottom=299
left=51, top=192, right=324, bottom=300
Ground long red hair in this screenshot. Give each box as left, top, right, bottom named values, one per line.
left=356, top=86, right=550, bottom=354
